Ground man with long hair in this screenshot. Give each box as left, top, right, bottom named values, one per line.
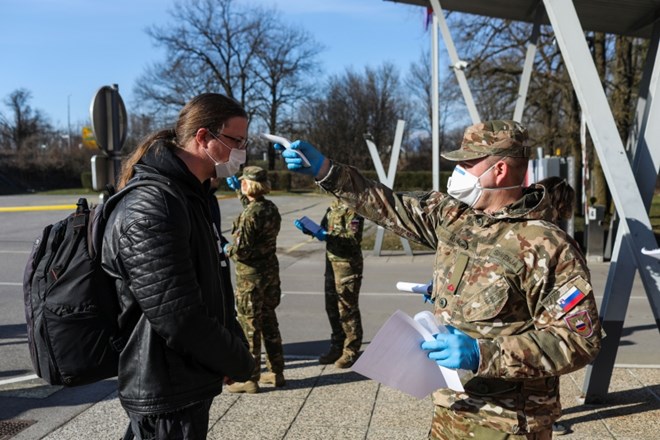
left=102, top=93, right=255, bottom=439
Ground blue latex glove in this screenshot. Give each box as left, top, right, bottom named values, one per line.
left=226, top=176, right=240, bottom=191
left=274, top=140, right=325, bottom=176
left=294, top=219, right=312, bottom=236
left=313, top=228, right=327, bottom=241
left=421, top=326, right=479, bottom=372
left=223, top=243, right=230, bottom=255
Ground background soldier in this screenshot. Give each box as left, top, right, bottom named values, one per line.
left=277, top=120, right=602, bottom=439
left=224, top=166, right=285, bottom=393
left=295, top=199, right=365, bottom=368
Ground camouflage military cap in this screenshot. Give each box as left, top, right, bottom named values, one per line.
left=441, top=120, right=530, bottom=161
left=239, top=166, right=268, bottom=183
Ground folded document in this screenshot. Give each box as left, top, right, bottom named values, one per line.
left=351, top=310, right=465, bottom=399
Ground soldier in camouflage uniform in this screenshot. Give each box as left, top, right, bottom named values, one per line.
left=224, top=166, right=285, bottom=393
left=277, top=120, right=602, bottom=439
left=295, top=199, right=365, bottom=368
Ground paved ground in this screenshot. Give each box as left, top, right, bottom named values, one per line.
left=26, top=362, right=660, bottom=440
left=1, top=193, right=659, bottom=439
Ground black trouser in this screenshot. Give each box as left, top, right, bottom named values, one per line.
left=123, top=398, right=213, bottom=440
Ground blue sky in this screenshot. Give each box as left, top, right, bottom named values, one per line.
left=0, top=0, right=434, bottom=130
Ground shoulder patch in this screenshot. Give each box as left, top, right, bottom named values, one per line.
left=557, top=285, right=586, bottom=312
left=565, top=310, right=593, bottom=338
left=541, top=275, right=592, bottom=320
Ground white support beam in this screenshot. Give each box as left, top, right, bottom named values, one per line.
left=542, top=0, right=660, bottom=401
left=364, top=120, right=413, bottom=256
left=429, top=0, right=481, bottom=123
left=582, top=21, right=660, bottom=401
left=432, top=13, right=441, bottom=191
left=513, top=11, right=542, bottom=122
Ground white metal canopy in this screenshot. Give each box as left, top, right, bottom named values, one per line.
left=387, top=0, right=660, bottom=38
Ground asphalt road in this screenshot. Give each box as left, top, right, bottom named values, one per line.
left=1, top=192, right=658, bottom=439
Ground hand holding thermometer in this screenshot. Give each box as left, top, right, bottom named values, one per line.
left=261, top=133, right=311, bottom=167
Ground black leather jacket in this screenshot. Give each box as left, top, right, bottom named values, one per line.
left=102, top=142, right=254, bottom=414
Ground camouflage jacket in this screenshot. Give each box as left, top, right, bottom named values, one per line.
left=321, top=199, right=364, bottom=262
left=226, top=195, right=280, bottom=274
left=319, top=163, right=602, bottom=434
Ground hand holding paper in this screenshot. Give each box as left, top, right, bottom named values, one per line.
left=351, top=310, right=465, bottom=398
left=422, top=326, right=480, bottom=372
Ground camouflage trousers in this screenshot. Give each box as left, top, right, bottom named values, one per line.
left=324, top=257, right=363, bottom=356
left=429, top=406, right=552, bottom=440
left=235, top=271, right=284, bottom=381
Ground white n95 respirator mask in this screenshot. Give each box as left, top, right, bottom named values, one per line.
left=205, top=148, right=247, bottom=178
left=447, top=163, right=521, bottom=207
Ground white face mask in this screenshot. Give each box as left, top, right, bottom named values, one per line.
left=447, top=164, right=491, bottom=207
left=447, top=162, right=520, bottom=207
left=204, top=147, right=246, bottom=178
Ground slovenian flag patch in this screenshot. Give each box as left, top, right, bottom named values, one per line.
left=557, top=286, right=586, bottom=312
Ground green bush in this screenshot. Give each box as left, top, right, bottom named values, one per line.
left=265, top=170, right=315, bottom=192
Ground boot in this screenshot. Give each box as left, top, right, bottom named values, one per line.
left=226, top=380, right=259, bottom=394
left=259, top=372, right=286, bottom=387
left=334, top=351, right=359, bottom=369
left=318, top=345, right=343, bottom=364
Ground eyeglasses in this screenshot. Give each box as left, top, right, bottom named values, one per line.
left=208, top=129, right=249, bottom=150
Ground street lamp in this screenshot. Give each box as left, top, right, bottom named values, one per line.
left=67, top=94, right=72, bottom=148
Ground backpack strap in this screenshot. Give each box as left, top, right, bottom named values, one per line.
left=102, top=173, right=182, bottom=220
left=99, top=174, right=183, bottom=354
left=88, top=174, right=183, bottom=261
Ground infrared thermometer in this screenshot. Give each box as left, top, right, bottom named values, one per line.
left=261, top=133, right=311, bottom=167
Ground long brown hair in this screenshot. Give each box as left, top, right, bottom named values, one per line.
left=117, top=93, right=247, bottom=189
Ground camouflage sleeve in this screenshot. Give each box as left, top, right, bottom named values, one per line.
left=227, top=207, right=260, bottom=262
left=327, top=208, right=358, bottom=239
left=318, top=162, right=444, bottom=248
left=477, top=239, right=602, bottom=379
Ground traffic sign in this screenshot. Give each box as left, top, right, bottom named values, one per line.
left=81, top=126, right=98, bottom=150
left=89, top=84, right=127, bottom=153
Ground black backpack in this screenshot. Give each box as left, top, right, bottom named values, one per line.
left=23, top=177, right=176, bottom=386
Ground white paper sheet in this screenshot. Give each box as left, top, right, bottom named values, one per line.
left=396, top=281, right=431, bottom=294
left=351, top=310, right=464, bottom=399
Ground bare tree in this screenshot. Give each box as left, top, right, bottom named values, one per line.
left=133, top=0, right=323, bottom=169
left=298, top=63, right=413, bottom=170
left=405, top=50, right=468, bottom=148
left=0, top=88, right=51, bottom=151
left=444, top=12, right=648, bottom=218
left=251, top=24, right=323, bottom=169
left=135, top=0, right=264, bottom=116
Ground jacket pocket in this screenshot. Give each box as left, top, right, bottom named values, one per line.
left=460, top=276, right=510, bottom=322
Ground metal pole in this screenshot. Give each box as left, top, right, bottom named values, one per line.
left=431, top=13, right=440, bottom=191
left=429, top=0, right=481, bottom=124
left=67, top=94, right=72, bottom=148
left=110, top=84, right=122, bottom=187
